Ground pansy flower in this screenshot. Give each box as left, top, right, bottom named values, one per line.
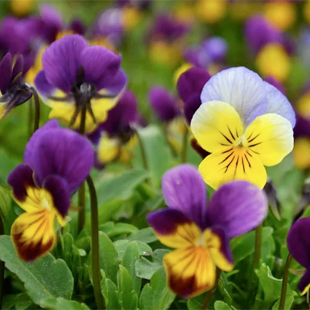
left=287, top=217, right=310, bottom=295
left=89, top=90, right=141, bottom=166
left=34, top=34, right=127, bottom=133
left=0, top=53, right=32, bottom=119
left=147, top=164, right=267, bottom=298
left=7, top=120, right=94, bottom=261
left=191, top=66, right=295, bottom=190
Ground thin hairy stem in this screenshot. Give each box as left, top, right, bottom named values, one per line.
left=278, top=255, right=292, bottom=310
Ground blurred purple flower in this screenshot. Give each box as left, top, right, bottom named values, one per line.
left=149, top=86, right=180, bottom=122
left=0, top=53, right=32, bottom=119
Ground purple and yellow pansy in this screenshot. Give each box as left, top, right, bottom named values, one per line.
left=34, top=34, right=127, bottom=133
left=147, top=164, right=268, bottom=298
left=191, top=66, right=295, bottom=190
left=7, top=120, right=94, bottom=261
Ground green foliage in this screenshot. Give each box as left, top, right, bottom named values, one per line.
left=0, top=236, right=74, bottom=306
left=139, top=267, right=175, bottom=310
left=40, top=298, right=90, bottom=310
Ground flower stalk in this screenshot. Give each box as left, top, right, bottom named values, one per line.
left=77, top=104, right=87, bottom=232
left=86, top=175, right=104, bottom=310
left=135, top=128, right=148, bottom=172
left=278, top=254, right=292, bottom=310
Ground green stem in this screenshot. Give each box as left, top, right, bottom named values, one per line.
left=278, top=254, right=292, bottom=310
left=28, top=97, right=34, bottom=138
left=86, top=175, right=104, bottom=310
left=181, top=126, right=188, bottom=164
left=200, top=268, right=221, bottom=310
left=135, top=129, right=148, bottom=172
left=253, top=223, right=263, bottom=268
left=30, top=86, right=40, bottom=133
left=77, top=105, right=87, bottom=232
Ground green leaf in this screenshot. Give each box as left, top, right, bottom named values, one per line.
left=0, top=236, right=73, bottom=305
left=128, top=227, right=157, bottom=243
left=40, top=298, right=90, bottom=310
left=121, top=241, right=141, bottom=295
left=0, top=185, right=11, bottom=221
left=99, top=222, right=138, bottom=238
left=114, top=240, right=152, bottom=260
left=98, top=200, right=125, bottom=223
left=256, top=263, right=295, bottom=309
left=3, top=292, right=33, bottom=310
left=272, top=295, right=294, bottom=310
left=99, top=232, right=119, bottom=284
left=96, top=170, right=148, bottom=205
left=117, top=265, right=138, bottom=310
left=133, top=125, right=173, bottom=187
left=214, top=301, right=232, bottom=310
left=135, top=249, right=169, bottom=280
left=101, top=275, right=120, bottom=310
left=139, top=266, right=175, bottom=310
left=231, top=227, right=273, bottom=264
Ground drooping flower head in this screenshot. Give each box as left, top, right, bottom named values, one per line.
left=89, top=90, right=141, bottom=166
left=147, top=164, right=268, bottom=298
left=0, top=53, right=32, bottom=119
left=287, top=217, right=310, bottom=295
left=35, top=34, right=127, bottom=133
left=191, top=67, right=295, bottom=190
left=7, top=120, right=94, bottom=261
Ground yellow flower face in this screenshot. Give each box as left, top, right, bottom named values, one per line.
left=11, top=186, right=66, bottom=261
left=191, top=101, right=293, bottom=189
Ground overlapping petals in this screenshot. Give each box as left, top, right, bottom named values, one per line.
left=287, top=218, right=310, bottom=295
left=147, top=164, right=267, bottom=298
left=35, top=34, right=127, bottom=133
left=8, top=120, right=94, bottom=261
left=191, top=67, right=295, bottom=189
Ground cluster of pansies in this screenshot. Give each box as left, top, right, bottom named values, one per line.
left=1, top=1, right=310, bottom=310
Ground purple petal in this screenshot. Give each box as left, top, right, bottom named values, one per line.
left=24, top=126, right=94, bottom=193
left=209, top=226, right=233, bottom=265
left=200, top=67, right=268, bottom=126
left=149, top=86, right=180, bottom=122
left=69, top=19, right=85, bottom=35
left=7, top=164, right=35, bottom=202
left=11, top=55, right=24, bottom=84
left=34, top=70, right=56, bottom=96
left=207, top=180, right=268, bottom=239
left=43, top=175, right=70, bottom=217
left=184, top=93, right=202, bottom=125
left=244, top=15, right=282, bottom=54
left=102, top=70, right=127, bottom=95
left=80, top=46, right=121, bottom=91
left=299, top=269, right=310, bottom=294
left=264, top=82, right=296, bottom=128
left=264, top=76, right=286, bottom=94
left=40, top=5, right=63, bottom=43
left=202, top=37, right=228, bottom=63
left=147, top=208, right=191, bottom=235
left=24, top=120, right=60, bottom=165
left=100, top=90, right=139, bottom=135
left=294, top=115, right=310, bottom=138
left=162, top=164, right=207, bottom=229
left=177, top=67, right=211, bottom=103
left=0, top=53, right=12, bottom=94
left=287, top=217, right=310, bottom=268
left=42, top=34, right=88, bottom=93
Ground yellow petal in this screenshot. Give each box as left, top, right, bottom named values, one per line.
left=164, top=246, right=216, bottom=298
left=155, top=221, right=201, bottom=249
left=294, top=138, right=310, bottom=170
left=243, top=113, right=294, bottom=166
left=203, top=229, right=233, bottom=272
left=191, top=101, right=244, bottom=153
left=97, top=133, right=120, bottom=164
left=11, top=209, right=55, bottom=261
left=198, top=146, right=267, bottom=189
